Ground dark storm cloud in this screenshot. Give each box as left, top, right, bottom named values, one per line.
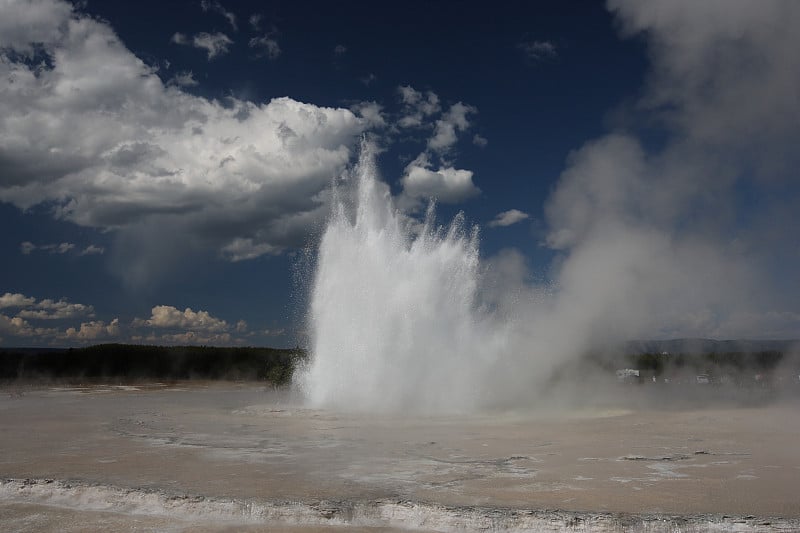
left=172, top=31, right=233, bottom=59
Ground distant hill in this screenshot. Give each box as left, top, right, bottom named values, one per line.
left=625, top=338, right=799, bottom=355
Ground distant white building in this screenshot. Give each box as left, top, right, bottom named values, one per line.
left=616, top=368, right=640, bottom=383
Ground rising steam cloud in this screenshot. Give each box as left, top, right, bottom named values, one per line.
left=498, top=0, right=800, bottom=349
left=543, top=0, right=800, bottom=340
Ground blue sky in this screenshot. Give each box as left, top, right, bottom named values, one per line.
left=1, top=0, right=799, bottom=347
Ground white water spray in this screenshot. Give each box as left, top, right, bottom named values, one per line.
left=301, top=142, right=510, bottom=412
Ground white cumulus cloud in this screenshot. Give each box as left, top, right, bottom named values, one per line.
left=391, top=86, right=481, bottom=211
left=399, top=153, right=480, bottom=211
left=397, top=85, right=441, bottom=128
left=488, top=209, right=529, bottom=228
left=350, top=101, right=386, bottom=129
left=472, top=134, right=488, bottom=148
left=0, top=292, right=94, bottom=319
left=0, top=314, right=57, bottom=338
left=18, top=298, right=94, bottom=320
left=190, top=31, right=233, bottom=59
left=0, top=293, right=36, bottom=309
left=428, top=102, right=476, bottom=153
left=130, top=305, right=252, bottom=345
left=0, top=291, right=112, bottom=343
left=134, top=305, right=229, bottom=332
left=0, top=0, right=370, bottom=286
left=64, top=318, right=120, bottom=341
left=0, top=0, right=72, bottom=55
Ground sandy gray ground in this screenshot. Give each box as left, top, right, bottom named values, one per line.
left=1, top=383, right=799, bottom=531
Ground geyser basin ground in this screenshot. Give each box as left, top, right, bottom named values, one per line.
left=1, top=384, right=799, bottom=532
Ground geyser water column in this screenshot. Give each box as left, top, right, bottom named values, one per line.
left=301, top=142, right=498, bottom=413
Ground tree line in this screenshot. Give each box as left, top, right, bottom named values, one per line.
left=0, top=344, right=307, bottom=385
left=629, top=350, right=787, bottom=375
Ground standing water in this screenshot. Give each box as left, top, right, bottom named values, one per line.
left=300, top=142, right=504, bottom=412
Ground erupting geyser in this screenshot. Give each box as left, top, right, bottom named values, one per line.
left=301, top=142, right=506, bottom=412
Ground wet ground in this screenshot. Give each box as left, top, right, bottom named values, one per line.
left=1, top=383, right=799, bottom=531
